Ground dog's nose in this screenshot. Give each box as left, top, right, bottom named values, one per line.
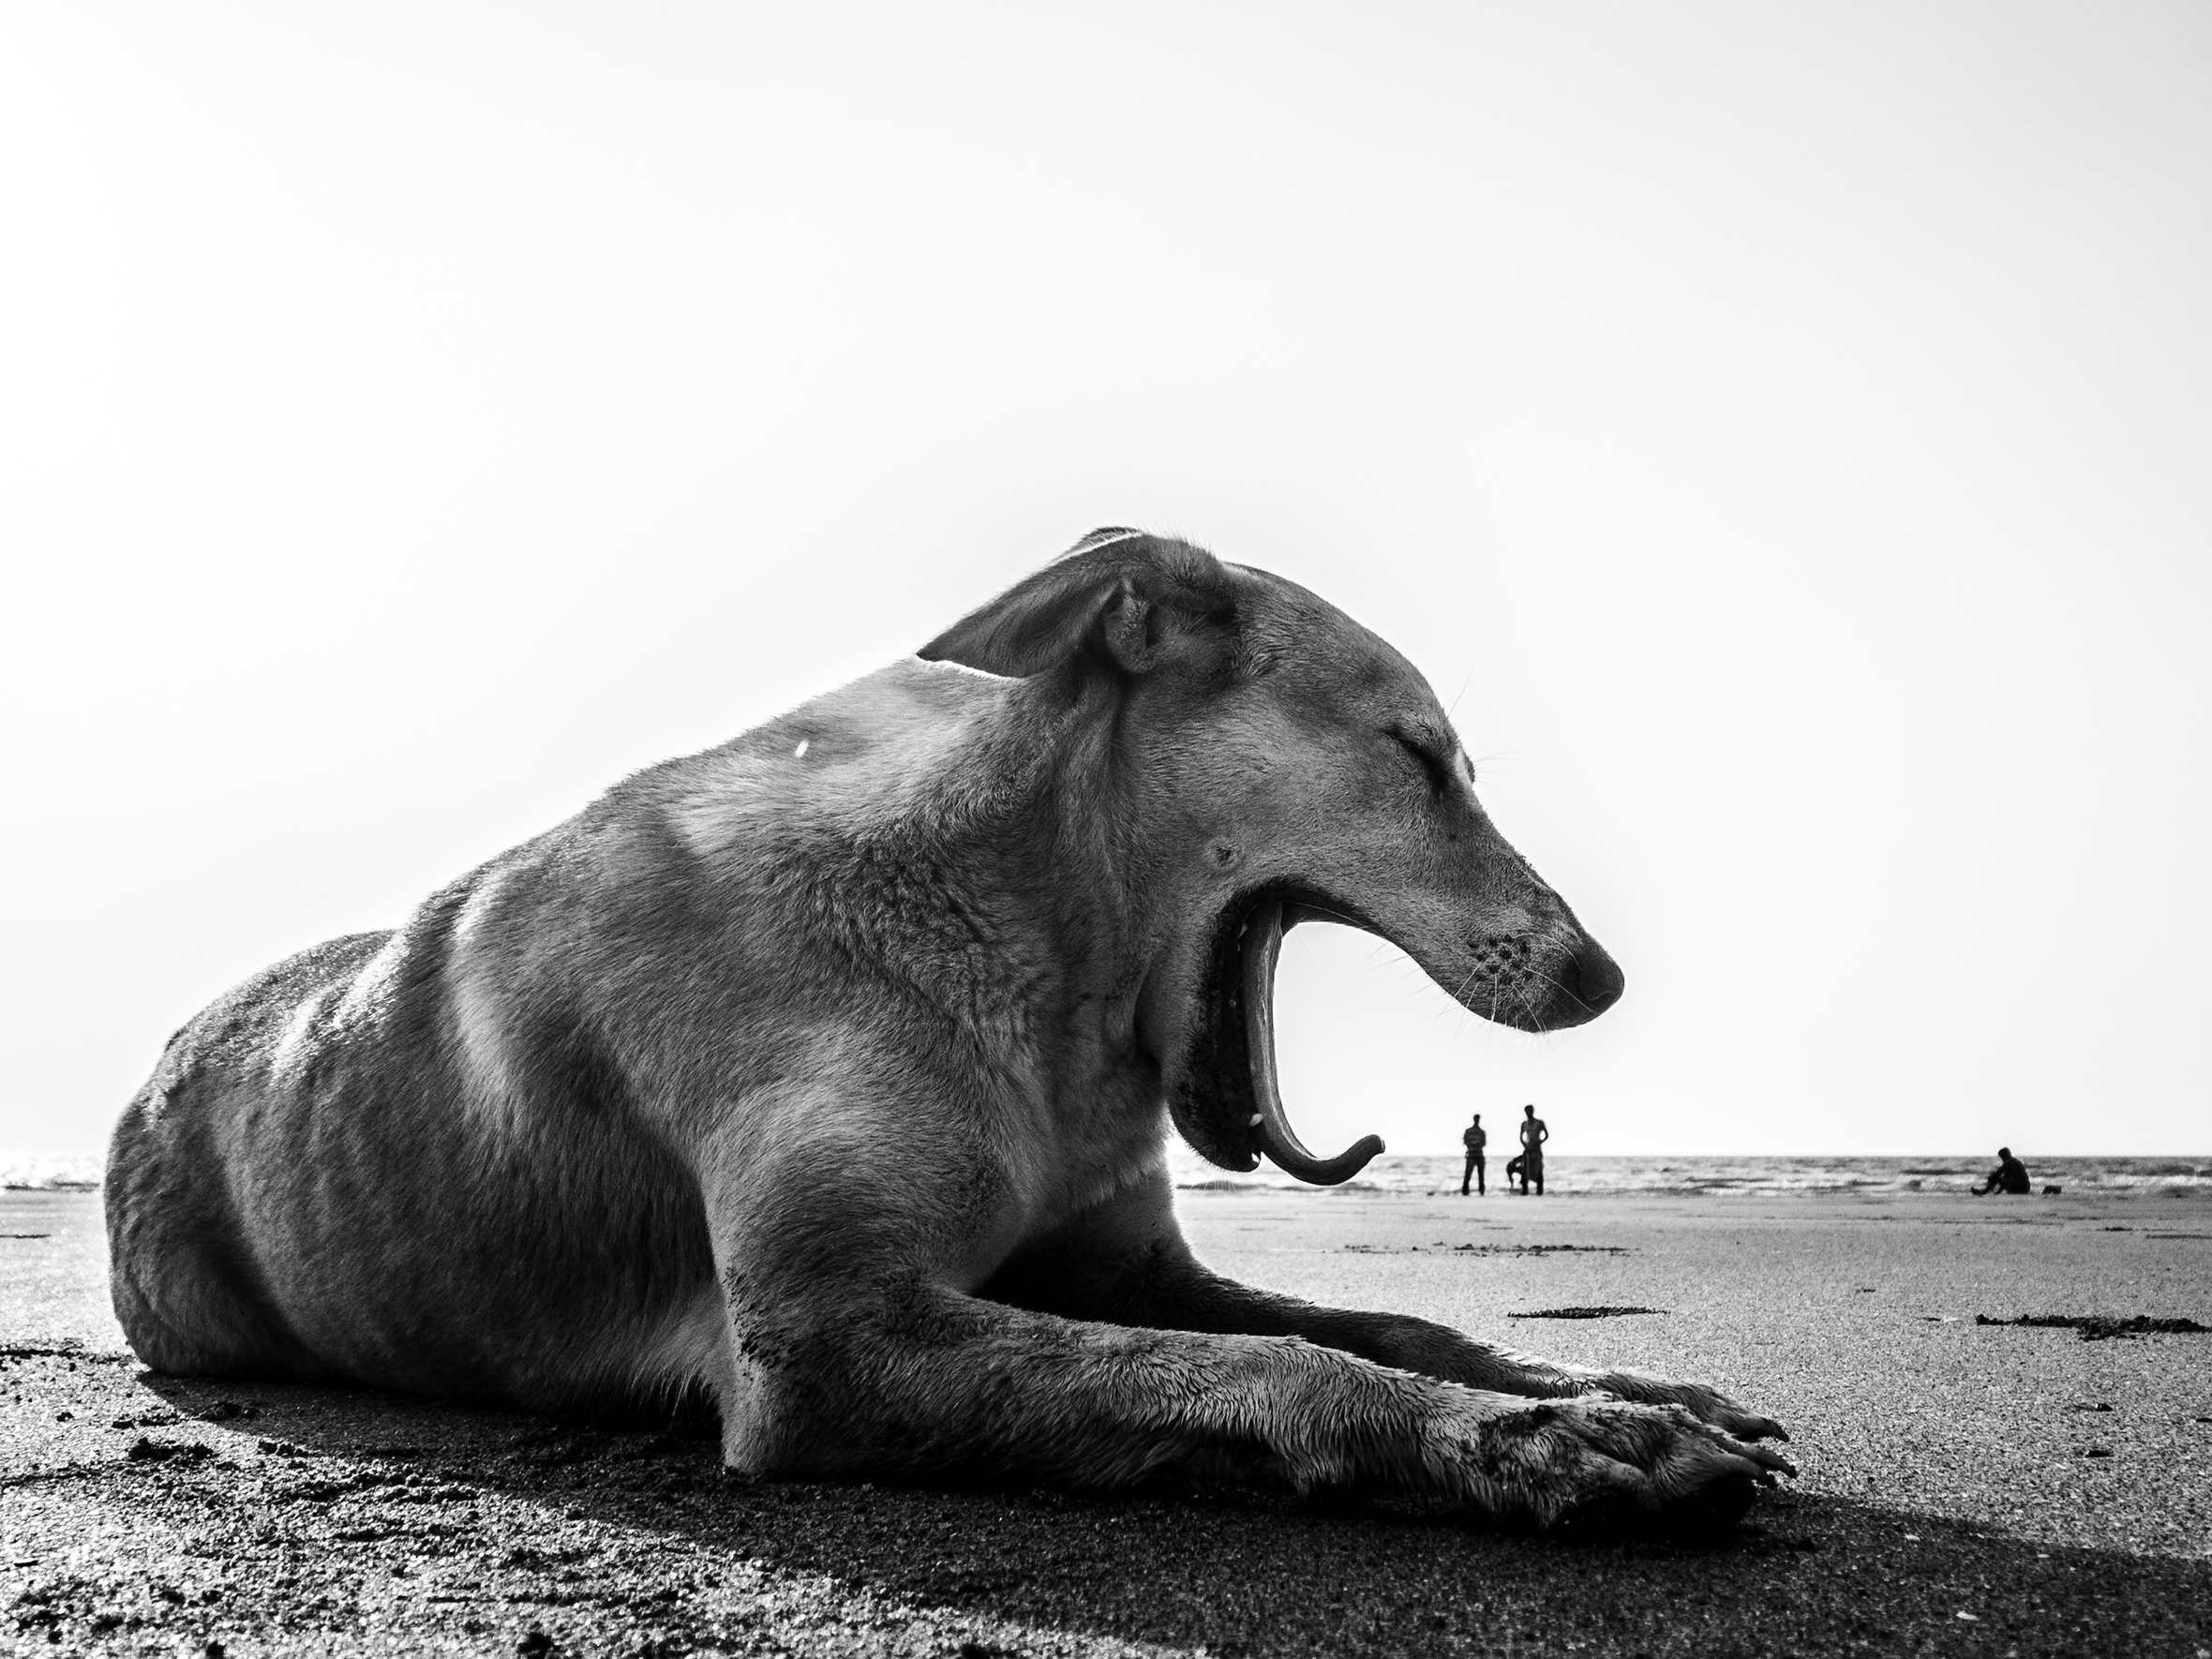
left=1557, top=941, right=1624, bottom=1017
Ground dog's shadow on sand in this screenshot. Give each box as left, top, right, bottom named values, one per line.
left=140, top=1372, right=2208, bottom=1657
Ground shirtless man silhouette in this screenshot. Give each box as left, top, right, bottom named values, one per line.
left=1517, top=1104, right=1548, bottom=1196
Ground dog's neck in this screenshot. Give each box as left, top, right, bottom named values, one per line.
left=853, top=664, right=1186, bottom=1215
left=960, top=670, right=1188, bottom=1056
left=743, top=657, right=1197, bottom=1142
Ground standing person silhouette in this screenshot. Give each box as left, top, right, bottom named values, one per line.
left=1460, top=1113, right=1487, bottom=1196
left=1517, top=1104, right=1548, bottom=1196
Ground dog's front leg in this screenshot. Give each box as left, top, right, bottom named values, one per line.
left=722, top=1263, right=1782, bottom=1530
left=695, top=1124, right=1782, bottom=1528
left=981, top=1171, right=1789, bottom=1447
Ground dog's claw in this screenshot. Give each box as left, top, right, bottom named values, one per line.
left=1738, top=1440, right=1797, bottom=1479
left=1700, top=1416, right=1796, bottom=1477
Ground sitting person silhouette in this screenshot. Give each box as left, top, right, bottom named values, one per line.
left=1974, top=1146, right=2032, bottom=1195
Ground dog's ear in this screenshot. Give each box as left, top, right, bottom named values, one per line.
left=920, top=531, right=1240, bottom=680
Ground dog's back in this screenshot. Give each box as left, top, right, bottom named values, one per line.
left=103, top=656, right=1028, bottom=1411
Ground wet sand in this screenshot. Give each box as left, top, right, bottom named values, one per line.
left=4, top=1184, right=2209, bottom=1656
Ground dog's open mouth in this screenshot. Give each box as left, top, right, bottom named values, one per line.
left=1180, top=891, right=1386, bottom=1187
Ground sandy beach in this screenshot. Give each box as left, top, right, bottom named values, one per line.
left=5, top=1184, right=2209, bottom=1657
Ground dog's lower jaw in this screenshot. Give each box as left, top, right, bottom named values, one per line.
left=1239, top=898, right=1384, bottom=1185
left=1158, top=894, right=1389, bottom=1183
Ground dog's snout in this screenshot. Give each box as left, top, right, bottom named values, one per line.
left=1558, top=941, right=1624, bottom=1018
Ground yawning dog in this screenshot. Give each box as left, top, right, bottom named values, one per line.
left=107, top=530, right=1792, bottom=1530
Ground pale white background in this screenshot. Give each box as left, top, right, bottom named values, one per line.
left=5, top=4, right=2206, bottom=1163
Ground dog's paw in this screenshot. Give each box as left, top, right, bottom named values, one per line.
left=1451, top=1395, right=1794, bottom=1535
left=1586, top=1370, right=1791, bottom=1445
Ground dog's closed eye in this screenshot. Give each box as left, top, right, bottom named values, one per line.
left=1388, top=726, right=1454, bottom=794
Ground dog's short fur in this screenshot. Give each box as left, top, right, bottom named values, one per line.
left=108, top=531, right=1790, bottom=1530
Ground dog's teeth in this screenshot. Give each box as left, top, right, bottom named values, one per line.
left=793, top=740, right=810, bottom=759
left=1248, top=1113, right=1264, bottom=1126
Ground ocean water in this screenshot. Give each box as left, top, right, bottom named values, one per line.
left=0, top=1152, right=103, bottom=1191
left=13, top=1146, right=2206, bottom=1198
left=1167, top=1150, right=2212, bottom=1197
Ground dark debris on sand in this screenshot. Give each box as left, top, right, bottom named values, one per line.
left=1341, top=1243, right=1630, bottom=1256
left=1506, top=1307, right=1667, bottom=1321
left=1975, top=1313, right=2212, bottom=1341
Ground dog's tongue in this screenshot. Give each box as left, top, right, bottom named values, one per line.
left=1241, top=897, right=1386, bottom=1186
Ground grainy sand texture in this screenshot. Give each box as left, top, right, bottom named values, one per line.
left=4, top=1184, right=2209, bottom=1657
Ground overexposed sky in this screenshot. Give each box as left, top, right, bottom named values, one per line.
left=4, top=4, right=2207, bottom=1160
